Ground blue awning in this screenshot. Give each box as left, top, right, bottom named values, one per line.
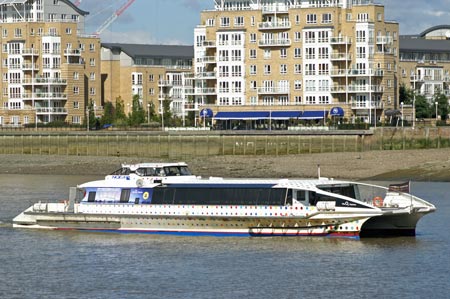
left=300, top=111, right=327, bottom=120
left=214, top=111, right=270, bottom=120
left=330, top=107, right=345, bottom=117
left=270, top=111, right=302, bottom=120
left=200, top=108, right=214, bottom=118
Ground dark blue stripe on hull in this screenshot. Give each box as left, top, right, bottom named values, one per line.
left=56, top=228, right=360, bottom=239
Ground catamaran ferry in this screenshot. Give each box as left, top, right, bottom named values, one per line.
left=13, top=162, right=436, bottom=238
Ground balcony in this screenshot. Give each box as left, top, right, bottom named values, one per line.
left=21, top=78, right=67, bottom=85
left=202, top=40, right=216, bottom=48
left=257, top=87, right=290, bottom=94
left=258, top=21, right=291, bottom=30
left=158, top=80, right=172, bottom=87
left=261, top=5, right=289, bottom=14
left=376, top=36, right=393, bottom=44
left=196, top=72, right=217, bottom=79
left=196, top=56, right=216, bottom=64
left=21, top=49, right=39, bottom=56
left=330, top=53, right=352, bottom=60
left=23, top=93, right=68, bottom=100
left=36, top=107, right=68, bottom=114
left=22, top=63, right=39, bottom=70
left=184, top=102, right=204, bottom=111
left=64, top=49, right=81, bottom=56
left=258, top=39, right=291, bottom=47
left=351, top=100, right=382, bottom=109
left=330, top=37, right=352, bottom=45
left=331, top=85, right=384, bottom=93
left=185, top=87, right=217, bottom=95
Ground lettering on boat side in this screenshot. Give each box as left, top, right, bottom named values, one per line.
left=342, top=201, right=357, bottom=207
left=111, top=175, right=131, bottom=180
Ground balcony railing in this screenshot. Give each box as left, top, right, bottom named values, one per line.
left=376, top=36, right=393, bottom=44
left=258, top=21, right=291, bottom=30
left=257, top=87, right=290, bottom=94
left=330, top=53, right=352, bottom=60
left=185, top=87, right=217, bottom=95
left=21, top=78, right=67, bottom=85
left=35, top=107, right=68, bottom=114
left=258, top=39, right=291, bottom=47
left=330, top=37, right=352, bottom=44
left=23, top=93, right=67, bottom=99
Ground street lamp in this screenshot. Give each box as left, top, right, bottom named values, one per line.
left=400, top=102, right=404, bottom=128
left=147, top=103, right=150, bottom=124
left=435, top=101, right=439, bottom=121
left=86, top=108, right=90, bottom=132
left=35, top=107, right=38, bottom=131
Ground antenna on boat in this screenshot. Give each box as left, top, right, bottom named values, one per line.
left=317, top=164, right=321, bottom=179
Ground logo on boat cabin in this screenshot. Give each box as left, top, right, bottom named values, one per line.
left=111, top=175, right=131, bottom=180
left=143, top=192, right=149, bottom=200
left=341, top=201, right=357, bottom=207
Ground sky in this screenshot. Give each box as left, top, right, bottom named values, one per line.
left=76, top=0, right=450, bottom=45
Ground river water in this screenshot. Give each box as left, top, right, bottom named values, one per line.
left=0, top=174, right=448, bottom=299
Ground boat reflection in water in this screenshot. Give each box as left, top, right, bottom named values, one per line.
left=13, top=163, right=436, bottom=239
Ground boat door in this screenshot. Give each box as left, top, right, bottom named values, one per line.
left=292, top=189, right=313, bottom=206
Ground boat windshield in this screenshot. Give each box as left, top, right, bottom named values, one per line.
left=110, top=167, right=131, bottom=175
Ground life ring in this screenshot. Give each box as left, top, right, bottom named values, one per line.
left=373, top=196, right=384, bottom=207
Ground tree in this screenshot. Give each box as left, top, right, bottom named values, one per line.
left=100, top=102, right=115, bottom=126
left=433, top=92, right=449, bottom=120
left=128, top=94, right=146, bottom=126
left=415, top=95, right=431, bottom=119
left=399, top=84, right=413, bottom=105
left=114, top=96, right=127, bottom=125
left=161, top=96, right=173, bottom=126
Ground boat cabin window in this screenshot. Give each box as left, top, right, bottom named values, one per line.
left=151, top=187, right=288, bottom=206
left=110, top=167, right=130, bottom=175
left=88, top=192, right=96, bottom=202
left=135, top=167, right=157, bottom=176
left=317, top=185, right=356, bottom=199
left=120, top=189, right=131, bottom=203
left=162, top=166, right=193, bottom=176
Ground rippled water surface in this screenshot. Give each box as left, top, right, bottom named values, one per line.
left=0, top=175, right=449, bottom=299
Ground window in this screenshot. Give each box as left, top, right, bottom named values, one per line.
left=280, top=48, right=287, bottom=58
left=149, top=74, right=154, bottom=82
left=280, top=64, right=287, bottom=74
left=221, top=17, right=230, bottom=27
left=250, top=49, right=256, bottom=59
left=294, top=48, right=301, bottom=58
left=73, top=72, right=79, bottom=80
left=264, top=65, right=271, bottom=75
left=306, top=14, right=317, bottom=24
left=294, top=96, right=302, bottom=104
left=90, top=87, right=96, bottom=95
left=72, top=116, right=81, bottom=124
left=206, top=18, right=215, bottom=26
left=90, top=72, right=95, bottom=81
left=250, top=65, right=257, bottom=75
left=14, top=28, right=22, bottom=37
left=250, top=33, right=256, bottom=43
left=73, top=101, right=79, bottom=109
left=294, top=64, right=302, bottom=74
left=73, top=86, right=79, bottom=94
left=322, top=13, right=332, bottom=24
left=295, top=15, right=300, bottom=25
left=264, top=49, right=271, bottom=59
left=235, top=16, right=244, bottom=27
left=2, top=29, right=7, bottom=38
left=65, top=28, right=72, bottom=34
left=294, top=80, right=302, bottom=90
left=89, top=58, right=95, bottom=66
left=294, top=32, right=301, bottom=42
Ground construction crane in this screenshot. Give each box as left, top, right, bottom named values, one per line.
left=94, top=0, right=136, bottom=36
